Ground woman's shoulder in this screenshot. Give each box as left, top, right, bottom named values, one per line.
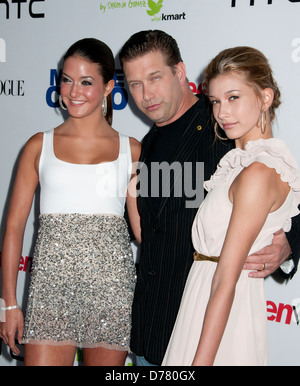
left=129, top=136, right=141, bottom=163
left=236, top=161, right=279, bottom=188
left=229, top=161, right=286, bottom=213
left=129, top=136, right=141, bottom=148
left=23, top=131, right=44, bottom=155
left=15, top=131, right=45, bottom=174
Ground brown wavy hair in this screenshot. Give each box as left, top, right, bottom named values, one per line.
left=204, top=46, right=281, bottom=121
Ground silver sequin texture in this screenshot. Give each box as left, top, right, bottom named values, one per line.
left=22, top=213, right=136, bottom=351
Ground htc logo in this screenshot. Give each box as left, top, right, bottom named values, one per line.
left=0, top=0, right=45, bottom=19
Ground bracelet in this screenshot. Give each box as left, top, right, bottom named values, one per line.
left=1, top=305, right=20, bottom=311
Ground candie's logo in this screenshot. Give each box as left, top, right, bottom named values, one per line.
left=147, top=0, right=163, bottom=16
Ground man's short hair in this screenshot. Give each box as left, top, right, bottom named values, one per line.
left=119, top=30, right=183, bottom=71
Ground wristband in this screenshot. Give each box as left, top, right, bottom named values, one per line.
left=1, top=305, right=20, bottom=311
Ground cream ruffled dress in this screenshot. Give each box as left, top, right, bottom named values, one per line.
left=162, top=138, right=300, bottom=366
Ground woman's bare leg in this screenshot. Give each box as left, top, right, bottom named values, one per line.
left=83, top=347, right=127, bottom=366
left=24, top=344, right=77, bottom=366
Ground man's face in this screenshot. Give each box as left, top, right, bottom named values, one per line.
left=123, top=50, right=185, bottom=126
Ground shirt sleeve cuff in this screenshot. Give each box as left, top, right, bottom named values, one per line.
left=280, top=258, right=295, bottom=275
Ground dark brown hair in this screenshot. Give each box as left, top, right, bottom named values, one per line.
left=63, top=38, right=115, bottom=125
left=119, top=30, right=183, bottom=73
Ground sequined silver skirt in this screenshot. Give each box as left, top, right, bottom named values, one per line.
left=22, top=213, right=136, bottom=351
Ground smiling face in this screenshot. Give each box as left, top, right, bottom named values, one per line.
left=123, top=50, right=187, bottom=126
left=208, top=71, right=272, bottom=148
left=60, top=55, right=114, bottom=120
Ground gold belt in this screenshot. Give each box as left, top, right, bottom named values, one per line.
left=193, top=252, right=219, bottom=263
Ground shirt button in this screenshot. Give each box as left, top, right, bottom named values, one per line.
left=149, top=270, right=157, bottom=276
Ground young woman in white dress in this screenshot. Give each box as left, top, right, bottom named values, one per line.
left=0, top=38, right=141, bottom=366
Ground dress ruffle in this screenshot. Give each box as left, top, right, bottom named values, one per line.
left=204, top=138, right=300, bottom=230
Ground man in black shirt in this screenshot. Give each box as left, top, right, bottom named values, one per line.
left=119, top=30, right=299, bottom=366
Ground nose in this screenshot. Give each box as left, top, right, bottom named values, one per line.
left=217, top=102, right=229, bottom=121
left=70, top=83, right=80, bottom=98
left=142, top=83, right=154, bottom=101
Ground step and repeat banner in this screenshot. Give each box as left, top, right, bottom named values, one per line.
left=0, top=0, right=300, bottom=366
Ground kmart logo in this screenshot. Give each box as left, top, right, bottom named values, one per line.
left=147, top=0, right=186, bottom=22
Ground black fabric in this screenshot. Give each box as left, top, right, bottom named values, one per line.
left=282, top=207, right=300, bottom=279
left=143, top=100, right=201, bottom=212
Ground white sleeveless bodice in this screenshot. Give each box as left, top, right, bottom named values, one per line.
left=192, top=138, right=300, bottom=257
left=39, top=129, right=132, bottom=216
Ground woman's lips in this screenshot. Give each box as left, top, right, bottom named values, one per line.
left=69, top=100, right=86, bottom=107
left=222, top=122, right=237, bottom=131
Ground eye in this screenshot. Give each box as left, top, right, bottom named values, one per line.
left=129, top=82, right=141, bottom=89
left=229, top=95, right=239, bottom=101
left=210, top=99, right=219, bottom=105
left=62, top=77, right=72, bottom=84
left=81, top=80, right=92, bottom=86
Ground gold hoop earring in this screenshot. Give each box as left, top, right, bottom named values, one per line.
left=214, top=122, right=228, bottom=141
left=261, top=111, right=267, bottom=134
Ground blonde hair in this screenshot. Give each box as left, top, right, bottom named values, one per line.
left=204, top=46, right=281, bottom=121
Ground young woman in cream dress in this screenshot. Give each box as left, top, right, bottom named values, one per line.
left=162, top=46, right=300, bottom=366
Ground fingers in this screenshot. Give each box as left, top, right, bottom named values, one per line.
left=17, top=321, right=24, bottom=345
left=244, top=254, right=266, bottom=272
left=8, top=335, right=20, bottom=356
left=247, top=267, right=270, bottom=279
left=244, top=261, right=270, bottom=278
left=0, top=311, right=24, bottom=356
left=245, top=245, right=274, bottom=264
left=244, top=258, right=279, bottom=277
left=1, top=326, right=20, bottom=355
left=244, top=241, right=283, bottom=278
